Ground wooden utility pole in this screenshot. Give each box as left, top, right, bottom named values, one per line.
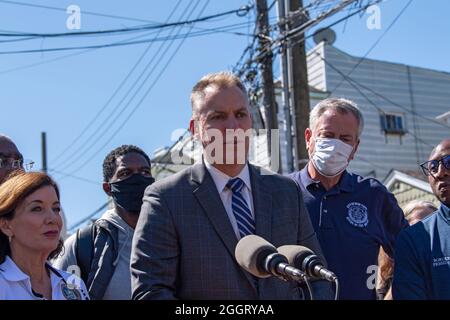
left=256, top=0, right=279, bottom=171
left=288, top=0, right=310, bottom=170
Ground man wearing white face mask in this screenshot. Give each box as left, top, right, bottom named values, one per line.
left=290, top=98, right=408, bottom=300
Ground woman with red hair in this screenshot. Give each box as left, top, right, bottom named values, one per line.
left=0, top=172, right=88, bottom=300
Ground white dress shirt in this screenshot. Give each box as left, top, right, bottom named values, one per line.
left=204, top=161, right=255, bottom=240
left=0, top=256, right=89, bottom=300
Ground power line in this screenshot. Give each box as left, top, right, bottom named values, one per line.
left=53, top=0, right=201, bottom=172
left=323, top=51, right=450, bottom=130
left=328, top=0, right=413, bottom=94
left=50, top=3, right=250, bottom=172
left=283, top=0, right=363, bottom=40
left=51, top=0, right=186, bottom=167
left=306, top=45, right=437, bottom=150
left=0, top=0, right=254, bottom=43
left=0, top=22, right=253, bottom=55
left=48, top=169, right=102, bottom=186
left=267, top=0, right=277, bottom=12
left=0, top=4, right=252, bottom=38
left=300, top=30, right=450, bottom=132
left=235, top=0, right=381, bottom=75
left=67, top=201, right=110, bottom=232
left=63, top=2, right=209, bottom=229
left=0, top=25, right=176, bottom=75
left=65, top=131, right=192, bottom=231
left=284, top=0, right=381, bottom=48
left=0, top=0, right=155, bottom=23
left=53, top=1, right=198, bottom=172
left=342, top=75, right=450, bottom=130
left=55, top=0, right=210, bottom=181
left=51, top=28, right=249, bottom=165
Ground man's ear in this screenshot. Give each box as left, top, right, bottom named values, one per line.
left=189, top=118, right=195, bottom=136
left=190, top=118, right=201, bottom=140
left=103, top=182, right=112, bottom=196
left=305, top=128, right=312, bottom=150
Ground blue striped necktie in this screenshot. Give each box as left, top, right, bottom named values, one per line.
left=226, top=177, right=255, bottom=238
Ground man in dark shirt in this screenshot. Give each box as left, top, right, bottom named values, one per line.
left=393, top=138, right=450, bottom=299
left=289, top=98, right=407, bottom=300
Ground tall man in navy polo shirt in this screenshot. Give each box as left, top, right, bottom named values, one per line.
left=393, top=138, right=450, bottom=299
left=289, top=98, right=408, bottom=300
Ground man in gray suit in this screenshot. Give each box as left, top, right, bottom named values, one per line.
left=131, top=72, right=329, bottom=300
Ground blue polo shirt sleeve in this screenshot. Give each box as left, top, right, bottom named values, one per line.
left=378, top=183, right=409, bottom=258
left=392, top=228, right=427, bottom=299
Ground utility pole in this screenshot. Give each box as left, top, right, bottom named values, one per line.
left=256, top=0, right=280, bottom=172
left=288, top=0, right=310, bottom=170
left=277, top=0, right=294, bottom=173
left=41, top=132, right=47, bottom=173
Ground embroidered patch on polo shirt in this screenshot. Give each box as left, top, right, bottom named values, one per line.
left=346, top=202, right=369, bottom=228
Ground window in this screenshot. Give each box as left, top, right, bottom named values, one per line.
left=380, top=113, right=406, bottom=134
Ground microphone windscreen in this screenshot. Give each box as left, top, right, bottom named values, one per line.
left=277, top=245, right=314, bottom=268
left=235, top=235, right=276, bottom=278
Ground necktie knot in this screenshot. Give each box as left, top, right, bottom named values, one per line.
left=226, top=177, right=244, bottom=193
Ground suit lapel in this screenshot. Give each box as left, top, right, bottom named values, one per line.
left=191, top=163, right=258, bottom=293
left=249, top=164, right=273, bottom=243
left=191, top=163, right=238, bottom=258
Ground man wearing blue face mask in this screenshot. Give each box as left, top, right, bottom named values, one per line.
left=289, top=98, right=408, bottom=300
left=53, top=145, right=154, bottom=300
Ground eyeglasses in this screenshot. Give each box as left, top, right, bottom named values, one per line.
left=420, top=154, right=450, bottom=176
left=0, top=157, right=34, bottom=171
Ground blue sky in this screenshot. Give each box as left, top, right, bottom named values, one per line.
left=0, top=0, right=448, bottom=231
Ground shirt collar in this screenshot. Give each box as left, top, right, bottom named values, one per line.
left=339, top=170, right=354, bottom=192
left=300, top=165, right=318, bottom=188
left=300, top=163, right=354, bottom=193
left=0, top=256, right=66, bottom=286
left=440, top=203, right=450, bottom=222
left=204, top=161, right=252, bottom=193
left=0, top=256, right=29, bottom=282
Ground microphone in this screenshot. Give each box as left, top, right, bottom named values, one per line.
left=277, top=245, right=337, bottom=282
left=235, top=235, right=306, bottom=283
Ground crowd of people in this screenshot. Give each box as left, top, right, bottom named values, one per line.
left=0, top=71, right=449, bottom=300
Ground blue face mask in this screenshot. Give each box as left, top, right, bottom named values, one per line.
left=109, top=174, right=155, bottom=214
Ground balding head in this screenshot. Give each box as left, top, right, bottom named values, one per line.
left=0, top=134, right=22, bottom=184
left=426, top=138, right=450, bottom=206
left=429, top=138, right=450, bottom=160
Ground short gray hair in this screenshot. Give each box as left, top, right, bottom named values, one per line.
left=309, top=98, right=364, bottom=138
left=403, top=200, right=437, bottom=218
left=190, top=71, right=247, bottom=117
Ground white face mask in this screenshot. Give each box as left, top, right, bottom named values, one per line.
left=310, top=138, right=354, bottom=177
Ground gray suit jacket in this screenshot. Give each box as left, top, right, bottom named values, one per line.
left=131, top=162, right=329, bottom=300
